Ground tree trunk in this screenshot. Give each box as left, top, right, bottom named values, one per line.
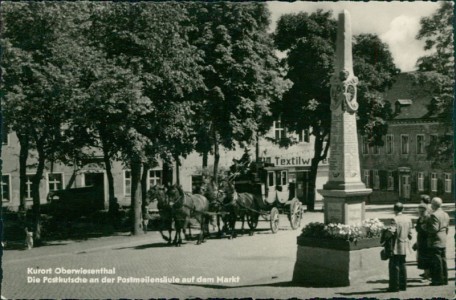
left=175, top=156, right=181, bottom=185
left=162, top=162, right=173, bottom=186
left=102, top=146, right=117, bottom=216
left=141, top=164, right=149, bottom=212
left=307, top=130, right=328, bottom=211
left=213, top=131, right=220, bottom=184
left=130, top=158, right=142, bottom=235
left=202, top=151, right=208, bottom=177
left=255, top=132, right=260, bottom=163
left=31, top=143, right=46, bottom=244
left=18, top=134, right=29, bottom=212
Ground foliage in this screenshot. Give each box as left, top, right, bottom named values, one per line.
left=187, top=2, right=291, bottom=178
left=301, top=219, right=385, bottom=242
left=414, top=2, right=454, bottom=167
left=273, top=10, right=399, bottom=209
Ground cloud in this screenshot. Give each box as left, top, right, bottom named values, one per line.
left=380, top=15, right=427, bottom=72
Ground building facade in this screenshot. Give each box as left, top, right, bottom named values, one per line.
left=1, top=118, right=329, bottom=210
left=359, top=73, right=453, bottom=203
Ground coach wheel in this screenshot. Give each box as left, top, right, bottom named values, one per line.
left=270, top=207, right=279, bottom=234
left=290, top=199, right=302, bottom=230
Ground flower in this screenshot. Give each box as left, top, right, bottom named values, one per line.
left=301, top=218, right=385, bottom=241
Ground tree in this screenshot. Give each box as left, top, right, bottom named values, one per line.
left=86, top=3, right=206, bottom=234
left=274, top=10, right=398, bottom=210
left=1, top=2, right=87, bottom=241
left=188, top=2, right=291, bottom=182
left=414, top=2, right=454, bottom=168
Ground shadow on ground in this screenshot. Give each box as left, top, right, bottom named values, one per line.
left=172, top=281, right=300, bottom=290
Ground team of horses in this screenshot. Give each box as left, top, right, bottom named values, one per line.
left=146, top=178, right=259, bottom=246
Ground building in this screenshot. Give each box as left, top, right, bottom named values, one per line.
left=1, top=117, right=329, bottom=210
left=359, top=73, right=453, bottom=203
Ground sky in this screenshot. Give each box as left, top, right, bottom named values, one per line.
left=267, top=1, right=441, bottom=72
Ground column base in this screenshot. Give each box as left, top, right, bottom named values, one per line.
left=318, top=187, right=372, bottom=225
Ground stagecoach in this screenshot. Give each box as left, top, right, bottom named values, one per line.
left=231, top=162, right=303, bottom=233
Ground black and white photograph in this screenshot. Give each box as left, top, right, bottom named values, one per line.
left=0, top=1, right=454, bottom=298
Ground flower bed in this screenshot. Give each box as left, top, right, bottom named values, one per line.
left=300, top=218, right=385, bottom=242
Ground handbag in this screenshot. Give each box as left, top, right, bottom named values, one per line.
left=380, top=249, right=389, bottom=261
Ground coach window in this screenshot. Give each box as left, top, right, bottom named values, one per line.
left=268, top=172, right=274, bottom=187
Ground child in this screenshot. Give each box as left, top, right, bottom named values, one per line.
left=25, top=227, right=34, bottom=250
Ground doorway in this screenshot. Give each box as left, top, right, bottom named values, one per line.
left=400, top=175, right=410, bottom=200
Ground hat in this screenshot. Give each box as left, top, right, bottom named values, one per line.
left=418, top=203, right=427, bottom=209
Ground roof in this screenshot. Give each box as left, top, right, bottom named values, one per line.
left=384, top=72, right=434, bottom=120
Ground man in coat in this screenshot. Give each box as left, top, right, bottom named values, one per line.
left=388, top=202, right=413, bottom=292
left=423, top=197, right=450, bottom=286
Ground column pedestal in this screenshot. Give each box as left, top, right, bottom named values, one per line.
left=319, top=188, right=371, bottom=225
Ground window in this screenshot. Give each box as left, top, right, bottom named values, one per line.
left=431, top=173, right=437, bottom=192
left=268, top=172, right=274, bottom=187
left=362, top=137, right=369, bottom=154
left=124, top=170, right=131, bottom=196
left=1, top=175, right=11, bottom=202
left=445, top=173, right=452, bottom=193
left=26, top=174, right=34, bottom=201
left=274, top=117, right=285, bottom=141
left=47, top=173, right=63, bottom=192
left=417, top=172, right=424, bottom=192
left=372, top=145, right=379, bottom=155
left=281, top=171, right=287, bottom=185
left=416, top=134, right=425, bottom=154
left=363, top=170, right=370, bottom=188
left=387, top=171, right=394, bottom=191
left=386, top=135, right=393, bottom=154
left=276, top=172, right=282, bottom=187
left=1, top=122, right=8, bottom=146
left=298, top=129, right=310, bottom=143
left=401, top=135, right=409, bottom=154
left=373, top=170, right=380, bottom=189
left=148, top=170, right=162, bottom=189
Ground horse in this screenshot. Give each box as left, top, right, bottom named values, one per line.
left=199, top=178, right=229, bottom=238
left=147, top=184, right=173, bottom=244
left=166, top=184, right=211, bottom=246
left=221, top=180, right=258, bottom=238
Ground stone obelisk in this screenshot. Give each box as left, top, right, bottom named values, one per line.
left=318, top=10, right=372, bottom=225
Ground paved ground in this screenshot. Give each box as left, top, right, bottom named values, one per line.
left=2, top=204, right=454, bottom=299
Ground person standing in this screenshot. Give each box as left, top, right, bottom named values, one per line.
left=414, top=203, right=431, bottom=280
left=388, top=202, right=413, bottom=292
left=420, top=194, right=432, bottom=214
left=423, top=197, right=449, bottom=286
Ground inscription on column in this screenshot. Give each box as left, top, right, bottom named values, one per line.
left=327, top=202, right=343, bottom=223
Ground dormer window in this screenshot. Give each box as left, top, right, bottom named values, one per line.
left=395, top=99, right=413, bottom=114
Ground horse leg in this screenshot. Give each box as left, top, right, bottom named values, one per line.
left=196, top=216, right=203, bottom=245
left=240, top=212, right=245, bottom=234
left=232, top=209, right=238, bottom=238
left=159, top=217, right=170, bottom=243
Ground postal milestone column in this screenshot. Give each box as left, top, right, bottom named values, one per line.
left=318, top=10, right=372, bottom=225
